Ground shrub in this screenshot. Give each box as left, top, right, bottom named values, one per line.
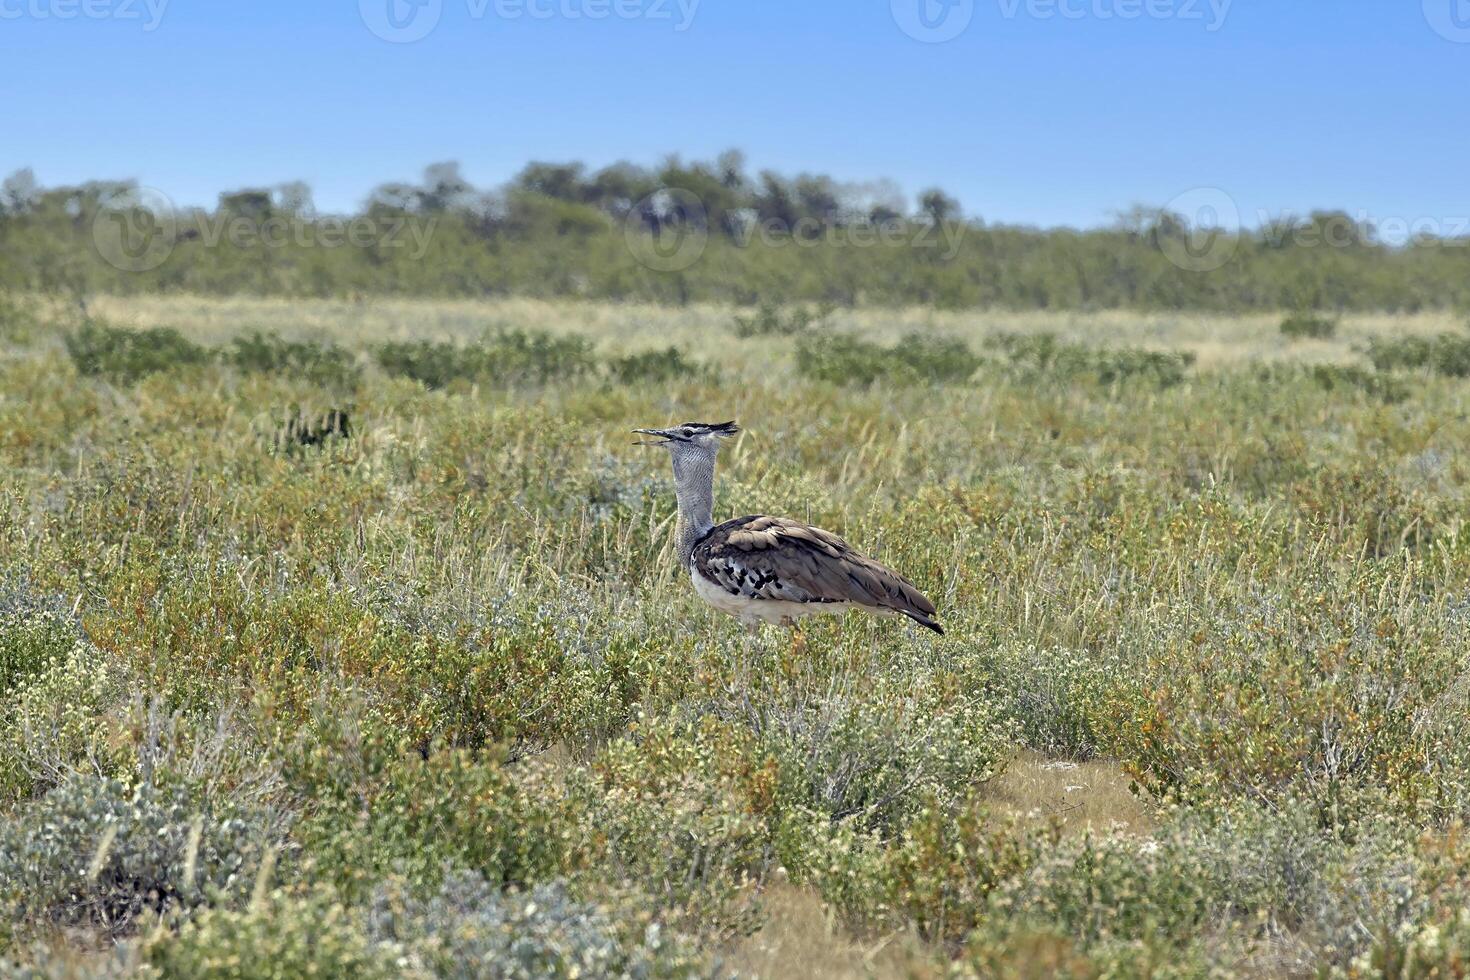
left=1117, top=566, right=1463, bottom=812
left=699, top=667, right=1007, bottom=836
left=63, top=322, right=209, bottom=383
left=972, top=797, right=1438, bottom=973
left=578, top=718, right=772, bottom=939
left=289, top=740, right=592, bottom=902
left=222, top=331, right=361, bottom=389
left=1360, top=908, right=1470, bottom=978
left=0, top=775, right=285, bottom=938
left=373, top=340, right=463, bottom=388
left=795, top=332, right=980, bottom=386
left=1280, top=312, right=1338, bottom=340
left=732, top=302, right=833, bottom=338
left=606, top=346, right=704, bottom=385
left=876, top=799, right=1060, bottom=944
left=0, top=642, right=131, bottom=804
left=0, top=289, right=36, bottom=344
left=1364, top=333, right=1470, bottom=377
left=367, top=872, right=709, bottom=979
left=989, top=333, right=1195, bottom=387
left=0, top=578, right=82, bottom=693
left=983, top=645, right=1138, bottom=760
left=147, top=888, right=405, bottom=980
left=1305, top=364, right=1407, bottom=402
left=375, top=330, right=596, bottom=389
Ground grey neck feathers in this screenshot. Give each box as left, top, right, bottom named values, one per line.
left=671, top=446, right=717, bottom=566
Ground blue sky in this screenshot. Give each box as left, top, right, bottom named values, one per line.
left=1, top=0, right=1465, bottom=229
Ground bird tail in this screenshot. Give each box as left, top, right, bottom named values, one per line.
left=903, top=610, right=945, bottom=635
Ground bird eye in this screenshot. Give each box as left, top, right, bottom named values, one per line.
left=679, top=428, right=694, bottom=437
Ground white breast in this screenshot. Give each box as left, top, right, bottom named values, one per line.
left=689, top=563, right=854, bottom=628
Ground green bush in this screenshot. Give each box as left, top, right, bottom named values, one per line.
left=147, top=887, right=405, bottom=980
left=0, top=289, right=36, bottom=344
left=290, top=740, right=592, bottom=902
left=699, top=667, right=1007, bottom=836
left=1117, top=564, right=1461, bottom=811
left=0, top=643, right=131, bottom=804
left=375, top=330, right=596, bottom=389
left=989, top=333, right=1195, bottom=387
left=967, top=798, right=1435, bottom=973
left=867, top=798, right=1059, bottom=944
left=606, top=346, right=703, bottom=386
left=795, top=332, right=980, bottom=386
left=367, top=873, right=709, bottom=978
left=1305, top=363, right=1407, bottom=402
left=0, top=579, right=81, bottom=694
left=1250, top=362, right=1408, bottom=403
left=0, top=775, right=284, bottom=938
left=1280, top=312, right=1339, bottom=340
left=63, top=322, right=210, bottom=384
left=982, top=645, right=1138, bottom=760
left=1364, top=332, right=1470, bottom=377
left=222, top=331, right=361, bottom=389
left=578, top=719, right=771, bottom=939
left=1361, top=908, right=1470, bottom=978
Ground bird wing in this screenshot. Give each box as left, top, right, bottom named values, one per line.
left=691, top=515, right=943, bottom=633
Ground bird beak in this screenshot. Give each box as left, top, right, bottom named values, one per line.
left=633, top=427, right=673, bottom=446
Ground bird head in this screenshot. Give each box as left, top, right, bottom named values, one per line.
left=633, top=420, right=739, bottom=457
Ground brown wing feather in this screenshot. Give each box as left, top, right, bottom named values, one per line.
left=691, top=515, right=943, bottom=633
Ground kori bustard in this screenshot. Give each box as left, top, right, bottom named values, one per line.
left=635, top=421, right=944, bottom=634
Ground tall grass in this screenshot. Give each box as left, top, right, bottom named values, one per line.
left=5, top=298, right=1470, bottom=974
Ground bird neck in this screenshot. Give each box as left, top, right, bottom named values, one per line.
left=672, top=448, right=716, bottom=566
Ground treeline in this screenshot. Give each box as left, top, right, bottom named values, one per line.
left=1, top=155, right=1466, bottom=312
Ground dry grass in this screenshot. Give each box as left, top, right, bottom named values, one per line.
left=985, top=751, right=1155, bottom=837
left=726, top=883, right=938, bottom=980
left=80, top=294, right=1465, bottom=377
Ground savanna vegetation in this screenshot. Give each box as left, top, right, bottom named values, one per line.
left=3, top=154, right=1469, bottom=312
left=5, top=287, right=1470, bottom=977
